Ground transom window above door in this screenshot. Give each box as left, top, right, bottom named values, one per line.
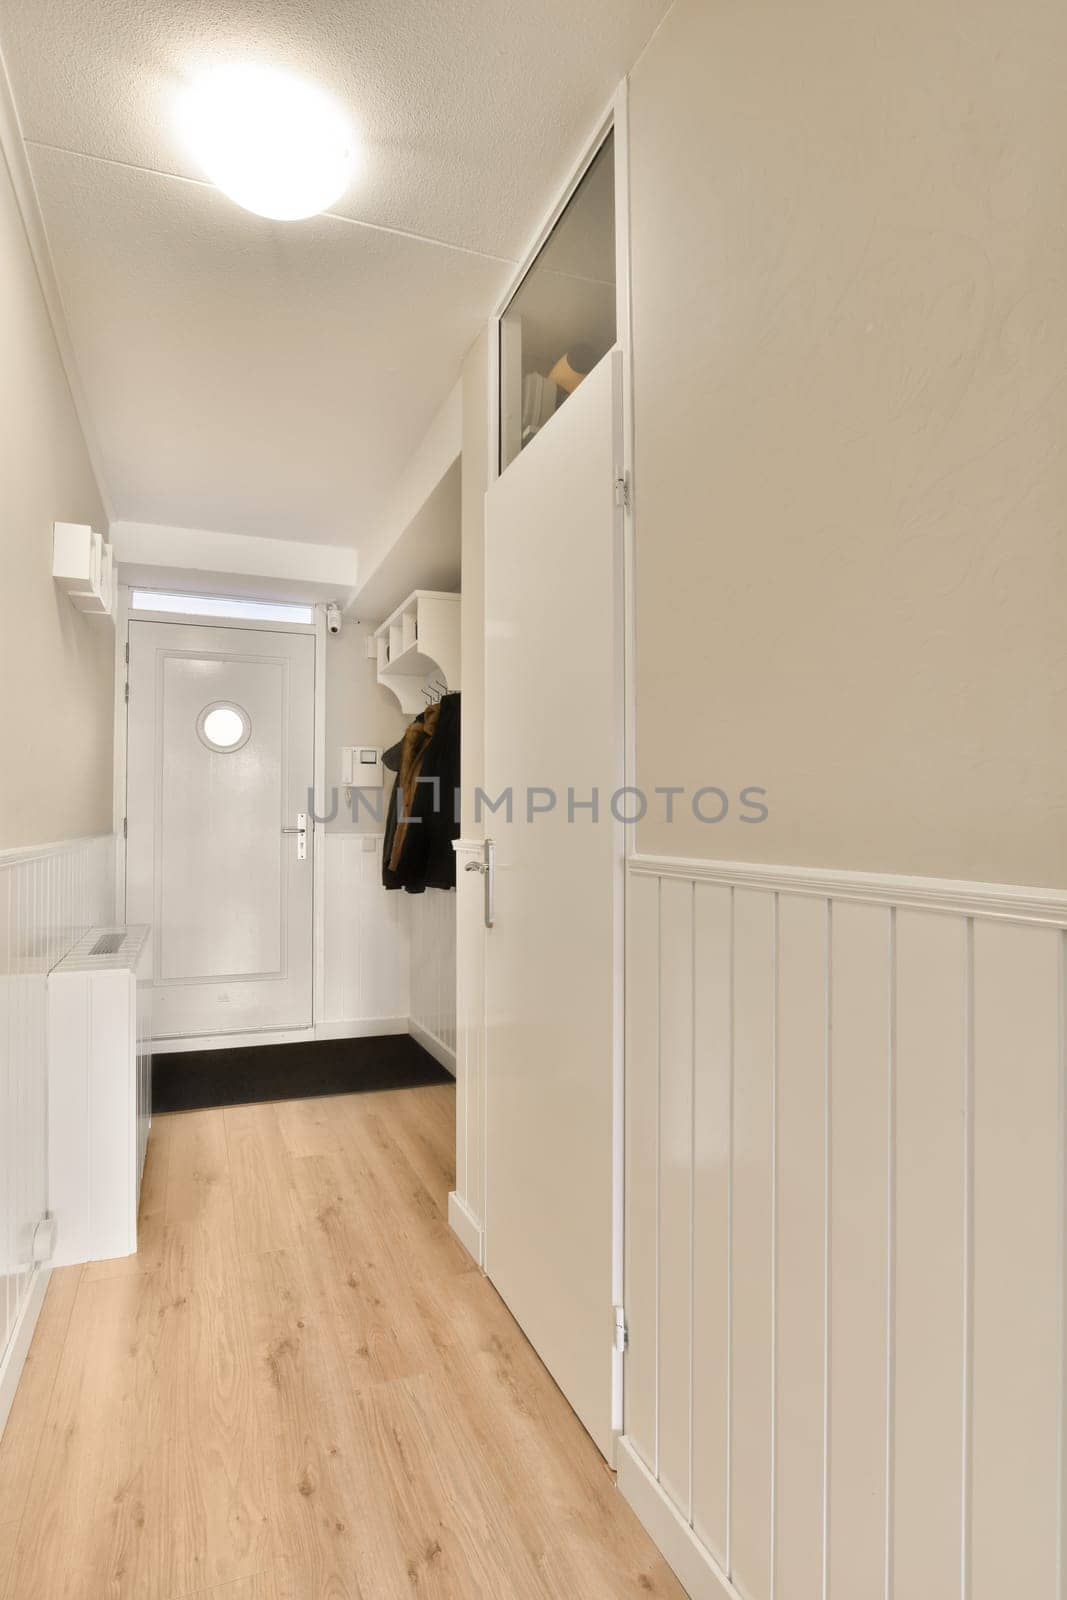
left=130, top=590, right=315, bottom=625
left=499, top=129, right=617, bottom=473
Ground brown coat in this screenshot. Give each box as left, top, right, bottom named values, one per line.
left=388, top=702, right=441, bottom=873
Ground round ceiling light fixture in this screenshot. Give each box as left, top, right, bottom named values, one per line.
left=180, top=63, right=357, bottom=221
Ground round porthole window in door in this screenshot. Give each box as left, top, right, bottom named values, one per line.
left=196, top=701, right=251, bottom=753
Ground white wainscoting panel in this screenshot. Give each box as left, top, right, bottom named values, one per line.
left=0, top=833, right=114, bottom=1432
left=409, top=887, right=457, bottom=1073
left=449, top=840, right=486, bottom=1264
left=623, top=853, right=1067, bottom=1600
left=321, top=833, right=410, bottom=1031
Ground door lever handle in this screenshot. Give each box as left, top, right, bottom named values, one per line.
left=465, top=839, right=494, bottom=928
left=281, top=813, right=308, bottom=860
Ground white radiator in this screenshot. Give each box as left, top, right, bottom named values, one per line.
left=47, top=925, right=152, bottom=1266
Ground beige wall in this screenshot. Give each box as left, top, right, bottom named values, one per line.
left=629, top=0, right=1067, bottom=887
left=0, top=146, right=113, bottom=850
left=324, top=620, right=408, bottom=833
left=459, top=326, right=489, bottom=838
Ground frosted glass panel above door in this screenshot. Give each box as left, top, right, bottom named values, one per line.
left=499, top=131, right=616, bottom=472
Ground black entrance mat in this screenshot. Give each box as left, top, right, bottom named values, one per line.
left=152, top=1033, right=451, bottom=1114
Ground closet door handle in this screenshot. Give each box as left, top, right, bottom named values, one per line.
left=483, top=837, right=494, bottom=929
left=464, top=838, right=495, bottom=929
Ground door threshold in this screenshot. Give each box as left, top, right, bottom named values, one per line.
left=151, top=1017, right=412, bottom=1055
left=152, top=1026, right=316, bottom=1055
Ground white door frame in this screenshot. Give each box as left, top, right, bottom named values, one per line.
left=112, top=586, right=329, bottom=1050
left=483, top=79, right=637, bottom=1439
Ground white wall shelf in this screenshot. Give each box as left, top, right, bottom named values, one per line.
left=373, top=590, right=461, bottom=714
left=52, top=521, right=115, bottom=618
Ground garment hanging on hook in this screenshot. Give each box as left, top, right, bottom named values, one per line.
left=381, top=692, right=461, bottom=893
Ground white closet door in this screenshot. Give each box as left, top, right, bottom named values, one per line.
left=483, top=351, right=623, bottom=1459
left=125, top=620, right=315, bottom=1039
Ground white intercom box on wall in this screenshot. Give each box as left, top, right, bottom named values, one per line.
left=341, top=746, right=384, bottom=787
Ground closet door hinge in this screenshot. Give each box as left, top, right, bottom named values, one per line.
left=124, top=680, right=129, bottom=703
left=122, top=816, right=128, bottom=840
left=613, top=1304, right=629, bottom=1355
left=614, top=472, right=630, bottom=512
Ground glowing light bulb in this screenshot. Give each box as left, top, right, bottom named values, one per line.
left=180, top=63, right=357, bottom=221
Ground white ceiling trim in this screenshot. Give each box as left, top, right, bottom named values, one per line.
left=112, top=520, right=359, bottom=604
left=0, top=42, right=114, bottom=520
left=23, top=137, right=517, bottom=266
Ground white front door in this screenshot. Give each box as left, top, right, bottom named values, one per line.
left=483, top=352, right=624, bottom=1458
left=125, top=620, right=315, bottom=1040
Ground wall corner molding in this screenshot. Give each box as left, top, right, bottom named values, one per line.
left=0, top=45, right=114, bottom=521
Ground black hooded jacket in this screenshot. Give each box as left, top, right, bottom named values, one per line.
left=382, top=692, right=460, bottom=893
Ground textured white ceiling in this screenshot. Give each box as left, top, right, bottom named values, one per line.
left=0, top=0, right=668, bottom=549
left=29, top=148, right=503, bottom=544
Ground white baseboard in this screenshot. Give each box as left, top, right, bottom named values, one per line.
left=410, top=1018, right=457, bottom=1076
left=616, top=1439, right=738, bottom=1600
left=0, top=1266, right=51, bottom=1439
left=315, top=1017, right=409, bottom=1041
left=448, top=1192, right=484, bottom=1267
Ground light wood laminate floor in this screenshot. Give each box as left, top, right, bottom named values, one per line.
left=0, top=1084, right=684, bottom=1599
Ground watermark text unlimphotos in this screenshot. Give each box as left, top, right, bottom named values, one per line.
left=309, top=783, right=769, bottom=827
